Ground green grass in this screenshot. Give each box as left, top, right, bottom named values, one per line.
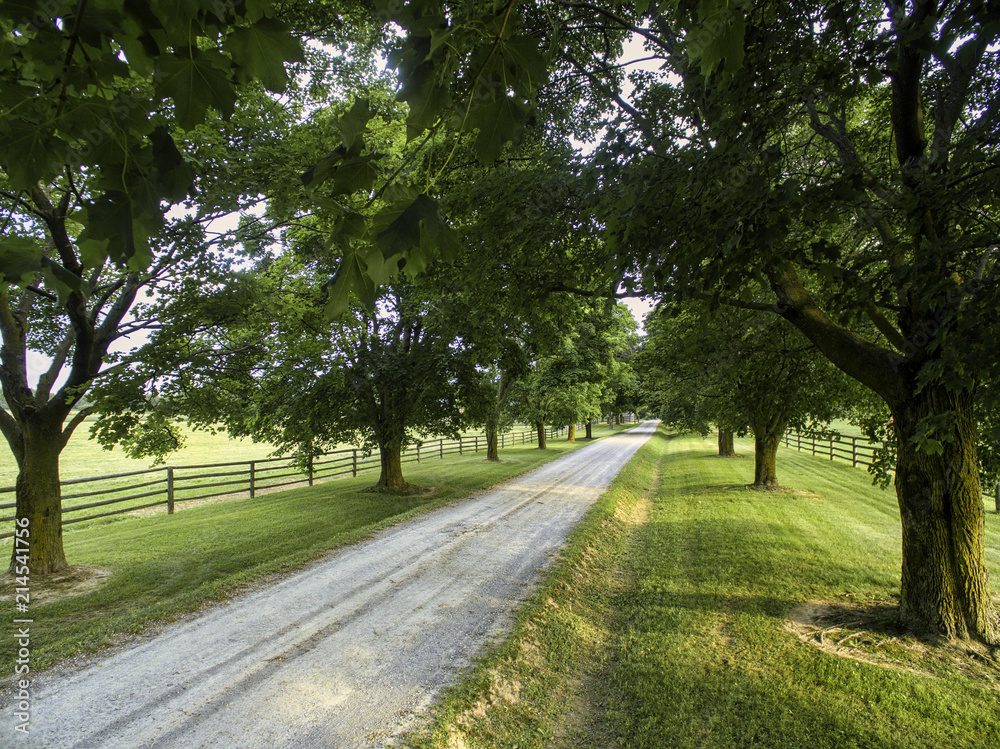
left=0, top=423, right=632, bottom=678
left=0, top=418, right=279, bottom=486
left=409, top=429, right=1000, bottom=749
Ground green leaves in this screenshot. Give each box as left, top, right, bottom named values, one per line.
left=76, top=193, right=154, bottom=271
left=322, top=246, right=377, bottom=319
left=337, top=99, right=377, bottom=151
left=0, top=0, right=305, bottom=282
left=0, top=237, right=85, bottom=300
left=397, top=61, right=453, bottom=140
left=498, top=36, right=549, bottom=98
left=319, top=195, right=460, bottom=320
left=224, top=18, right=306, bottom=93
left=675, top=0, right=748, bottom=77
left=0, top=120, right=64, bottom=191
left=375, top=195, right=442, bottom=259
left=301, top=99, right=381, bottom=194
left=468, top=96, right=529, bottom=164
left=155, top=49, right=238, bottom=129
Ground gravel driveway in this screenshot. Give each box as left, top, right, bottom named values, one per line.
left=4, top=422, right=655, bottom=749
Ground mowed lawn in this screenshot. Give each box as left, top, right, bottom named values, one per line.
left=613, top=433, right=1000, bottom=748
left=411, top=429, right=1000, bottom=749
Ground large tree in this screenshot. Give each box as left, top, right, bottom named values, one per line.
left=0, top=0, right=306, bottom=573
left=601, top=2, right=1000, bottom=643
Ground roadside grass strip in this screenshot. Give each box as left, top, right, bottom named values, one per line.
left=405, top=425, right=669, bottom=749
left=408, top=429, right=1000, bottom=749
left=0, top=426, right=630, bottom=679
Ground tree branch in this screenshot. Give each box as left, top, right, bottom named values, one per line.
left=767, top=262, right=904, bottom=407
left=865, top=302, right=908, bottom=353
left=554, top=1, right=675, bottom=53
left=36, top=327, right=78, bottom=406
left=61, top=406, right=93, bottom=449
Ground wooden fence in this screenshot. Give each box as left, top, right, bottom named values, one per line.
left=0, top=425, right=568, bottom=540
left=782, top=430, right=1000, bottom=513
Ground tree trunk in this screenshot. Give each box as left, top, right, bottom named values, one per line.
left=10, top=420, right=68, bottom=574
left=718, top=429, right=736, bottom=457
left=486, top=427, right=499, bottom=462
left=585, top=421, right=593, bottom=439
left=485, top=370, right=511, bottom=462
left=536, top=422, right=547, bottom=450
left=372, top=442, right=413, bottom=493
left=567, top=423, right=576, bottom=442
left=751, top=416, right=786, bottom=489
left=893, top=387, right=999, bottom=643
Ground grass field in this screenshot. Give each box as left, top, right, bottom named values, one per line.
left=408, top=429, right=1000, bottom=749
left=0, top=423, right=631, bottom=678
left=0, top=418, right=279, bottom=486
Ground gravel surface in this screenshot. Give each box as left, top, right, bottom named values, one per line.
left=3, top=422, right=655, bottom=749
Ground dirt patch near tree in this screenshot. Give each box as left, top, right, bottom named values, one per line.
left=0, top=565, right=111, bottom=606
left=785, top=597, right=1000, bottom=690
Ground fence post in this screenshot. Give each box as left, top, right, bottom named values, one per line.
left=459, top=437, right=463, bottom=456
left=250, top=461, right=256, bottom=499
left=475, top=435, right=479, bottom=452
left=352, top=449, right=358, bottom=478
left=417, top=443, right=421, bottom=463
left=308, top=458, right=314, bottom=487
left=811, top=437, right=816, bottom=456
left=166, top=467, right=175, bottom=514
left=830, top=438, right=834, bottom=461
left=851, top=437, right=857, bottom=468
left=440, top=438, right=444, bottom=459
left=995, top=482, right=999, bottom=514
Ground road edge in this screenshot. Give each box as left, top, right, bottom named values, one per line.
left=403, top=422, right=668, bottom=749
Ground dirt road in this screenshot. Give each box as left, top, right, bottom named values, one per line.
left=5, top=422, right=655, bottom=749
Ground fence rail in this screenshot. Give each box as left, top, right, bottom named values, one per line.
left=0, top=425, right=573, bottom=540
left=782, top=430, right=1000, bottom=513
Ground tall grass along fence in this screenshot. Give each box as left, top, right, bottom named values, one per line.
left=0, top=426, right=569, bottom=541
left=783, top=430, right=1000, bottom=513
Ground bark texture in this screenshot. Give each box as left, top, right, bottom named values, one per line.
left=718, top=429, right=736, bottom=457
left=11, top=419, right=68, bottom=574
left=751, top=416, right=786, bottom=489
left=485, top=370, right=511, bottom=462
left=536, top=422, right=547, bottom=450
left=893, top=388, right=998, bottom=643
left=585, top=421, right=593, bottom=439
left=567, top=423, right=576, bottom=442
left=485, top=427, right=499, bottom=462
left=373, top=442, right=414, bottom=493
